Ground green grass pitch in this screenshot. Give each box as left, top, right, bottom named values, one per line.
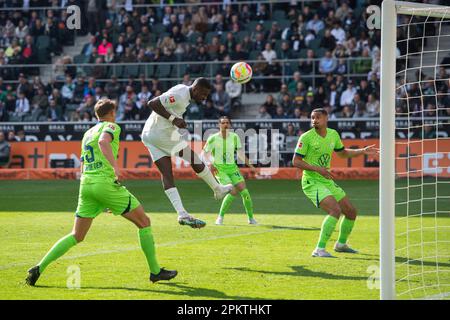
left=0, top=179, right=448, bottom=300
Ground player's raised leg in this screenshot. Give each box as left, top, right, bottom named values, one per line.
left=122, top=205, right=177, bottom=282
left=179, top=146, right=233, bottom=200
left=334, top=197, right=358, bottom=253
left=154, top=155, right=206, bottom=229
left=313, top=196, right=341, bottom=258
left=26, top=216, right=93, bottom=286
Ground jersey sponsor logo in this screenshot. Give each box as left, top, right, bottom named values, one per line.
left=318, top=154, right=331, bottom=167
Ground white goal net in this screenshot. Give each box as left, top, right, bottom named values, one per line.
left=380, top=0, right=450, bottom=300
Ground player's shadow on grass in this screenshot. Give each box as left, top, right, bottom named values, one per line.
left=343, top=256, right=450, bottom=268
left=396, top=256, right=450, bottom=268
left=36, top=283, right=265, bottom=300
left=156, top=283, right=266, bottom=300
left=228, top=266, right=368, bottom=281
left=263, top=225, right=320, bottom=231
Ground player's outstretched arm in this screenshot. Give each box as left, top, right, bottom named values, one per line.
left=237, top=149, right=258, bottom=175
left=98, top=132, right=121, bottom=181
left=147, top=97, right=186, bottom=128
left=335, top=144, right=380, bottom=159
left=292, top=154, right=334, bottom=180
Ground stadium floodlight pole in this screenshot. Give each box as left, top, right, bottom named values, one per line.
left=380, top=0, right=396, bottom=301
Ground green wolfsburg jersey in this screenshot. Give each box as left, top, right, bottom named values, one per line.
left=80, top=121, right=121, bottom=183
left=203, top=131, right=242, bottom=171
left=295, top=128, right=345, bottom=182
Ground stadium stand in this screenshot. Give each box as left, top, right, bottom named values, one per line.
left=0, top=0, right=449, bottom=124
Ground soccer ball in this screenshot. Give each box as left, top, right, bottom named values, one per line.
left=230, top=62, right=252, bottom=84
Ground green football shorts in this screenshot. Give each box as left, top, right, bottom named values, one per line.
left=75, top=180, right=140, bottom=218
left=215, top=168, right=245, bottom=186
left=301, top=177, right=346, bottom=208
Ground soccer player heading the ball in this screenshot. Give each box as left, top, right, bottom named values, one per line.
left=26, top=99, right=177, bottom=286
left=141, top=77, right=233, bottom=229
left=201, top=116, right=258, bottom=225
left=292, top=108, right=379, bottom=257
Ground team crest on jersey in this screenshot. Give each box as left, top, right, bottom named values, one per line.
left=298, top=142, right=303, bottom=148
left=108, top=124, right=115, bottom=131
left=169, top=96, right=176, bottom=103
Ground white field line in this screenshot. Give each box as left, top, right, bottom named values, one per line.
left=0, top=228, right=283, bottom=271
left=419, top=291, right=450, bottom=300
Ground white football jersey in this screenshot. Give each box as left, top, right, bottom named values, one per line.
left=143, top=84, right=191, bottom=132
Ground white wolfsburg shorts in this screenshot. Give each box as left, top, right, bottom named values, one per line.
left=141, top=127, right=188, bottom=162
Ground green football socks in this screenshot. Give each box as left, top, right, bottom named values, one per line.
left=218, top=189, right=254, bottom=219
left=138, top=226, right=161, bottom=275
left=337, top=217, right=355, bottom=245
left=240, top=189, right=254, bottom=219
left=219, top=194, right=235, bottom=217
left=38, top=234, right=78, bottom=273
left=317, top=215, right=339, bottom=249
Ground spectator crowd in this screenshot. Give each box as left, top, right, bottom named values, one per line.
left=0, top=0, right=449, bottom=123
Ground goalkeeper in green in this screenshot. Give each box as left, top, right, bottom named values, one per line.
left=201, top=116, right=258, bottom=225
left=26, top=99, right=177, bottom=286
left=292, top=108, right=379, bottom=257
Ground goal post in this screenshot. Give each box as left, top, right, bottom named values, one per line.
left=380, top=0, right=450, bottom=300
left=380, top=0, right=397, bottom=301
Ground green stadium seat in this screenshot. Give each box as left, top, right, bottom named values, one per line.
left=65, top=104, right=78, bottom=112
left=73, top=54, right=88, bottom=64
left=263, top=21, right=274, bottom=32
left=307, top=38, right=321, bottom=50
left=354, top=6, right=364, bottom=18
left=317, top=28, right=325, bottom=39
left=8, top=114, right=21, bottom=122
left=249, top=50, right=261, bottom=60
left=144, top=64, right=155, bottom=78
left=152, top=23, right=166, bottom=34
left=158, top=32, right=170, bottom=41
left=188, top=32, right=202, bottom=44
left=157, top=64, right=172, bottom=78
left=291, top=50, right=302, bottom=59
left=236, top=31, right=249, bottom=42
left=205, top=31, right=219, bottom=43
left=220, top=32, right=230, bottom=43
left=123, top=64, right=140, bottom=78
left=315, top=48, right=326, bottom=58
left=37, top=49, right=49, bottom=63
left=110, top=65, right=124, bottom=78
left=247, top=21, right=260, bottom=32
left=296, top=49, right=308, bottom=59
left=176, top=64, right=187, bottom=77
left=273, top=10, right=286, bottom=21
left=82, top=65, right=92, bottom=77
left=36, top=35, right=50, bottom=49
left=277, top=19, right=291, bottom=30
left=274, top=39, right=284, bottom=51
left=22, top=114, right=33, bottom=122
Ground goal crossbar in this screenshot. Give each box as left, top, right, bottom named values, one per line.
left=395, top=1, right=450, bottom=18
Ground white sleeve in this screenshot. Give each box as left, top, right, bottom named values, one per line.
left=159, top=93, right=181, bottom=110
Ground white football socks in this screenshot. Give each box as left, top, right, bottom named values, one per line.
left=164, top=187, right=188, bottom=217
left=196, top=166, right=220, bottom=191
